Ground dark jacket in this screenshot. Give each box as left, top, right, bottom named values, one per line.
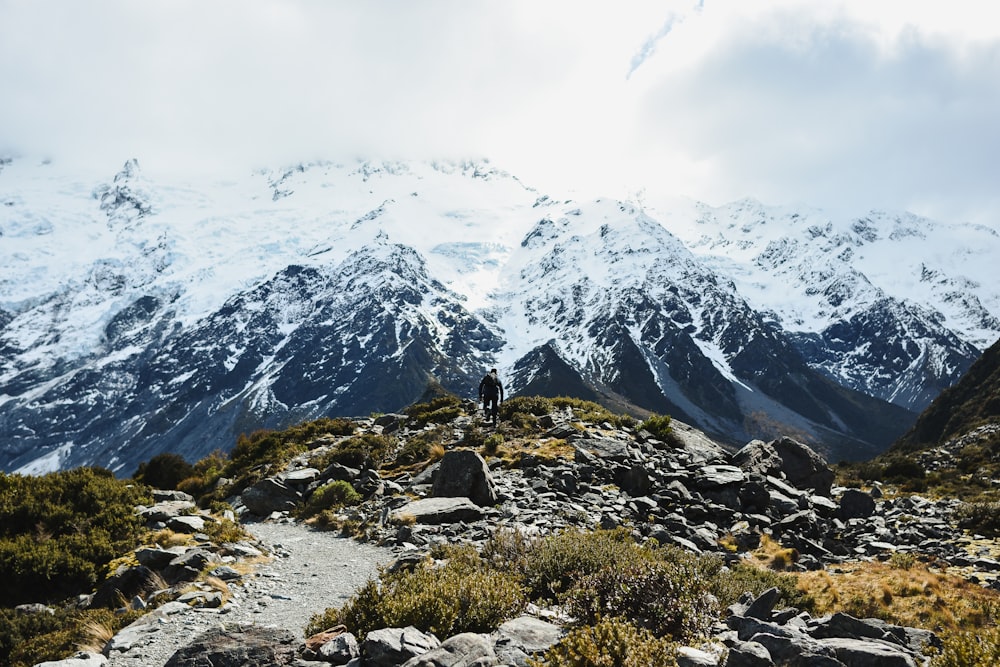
left=479, top=373, right=503, bottom=401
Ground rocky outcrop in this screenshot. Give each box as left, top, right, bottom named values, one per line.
left=722, top=588, right=938, bottom=667
left=98, top=405, right=1000, bottom=666
left=162, top=625, right=298, bottom=667
left=432, top=450, right=498, bottom=507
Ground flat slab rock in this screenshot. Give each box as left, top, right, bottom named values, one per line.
left=391, top=497, right=485, bottom=524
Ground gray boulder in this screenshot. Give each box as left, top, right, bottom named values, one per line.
left=839, top=488, right=877, bottom=519
left=33, top=652, right=108, bottom=667
left=138, top=500, right=196, bottom=523
left=91, top=565, right=160, bottom=609
left=401, top=632, right=497, bottom=666
left=163, top=626, right=297, bottom=667
left=392, top=497, right=485, bottom=525
left=162, top=548, right=219, bottom=584
left=241, top=477, right=302, bottom=516
left=816, top=637, right=919, bottom=667
left=494, top=615, right=564, bottom=663
left=361, top=626, right=440, bottom=667
left=135, top=546, right=186, bottom=569
left=317, top=632, right=360, bottom=664
left=736, top=438, right=834, bottom=496
left=771, top=437, right=834, bottom=496
left=432, top=450, right=498, bottom=507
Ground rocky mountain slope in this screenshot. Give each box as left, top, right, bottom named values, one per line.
left=1, top=157, right=997, bottom=474
left=73, top=398, right=1000, bottom=666
left=891, top=337, right=1000, bottom=454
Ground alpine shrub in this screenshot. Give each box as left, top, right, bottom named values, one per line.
left=521, top=528, right=656, bottom=602
left=639, top=414, right=673, bottom=442
left=931, top=626, right=1000, bottom=667
left=306, top=547, right=525, bottom=638
left=0, top=468, right=150, bottom=607
left=405, top=395, right=463, bottom=427
left=531, top=617, right=678, bottom=667
left=132, top=453, right=195, bottom=490
left=298, top=481, right=362, bottom=520
left=563, top=548, right=720, bottom=641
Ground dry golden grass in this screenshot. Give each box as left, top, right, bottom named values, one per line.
left=796, top=559, right=1000, bottom=633
left=75, top=618, right=115, bottom=653
left=148, top=528, right=194, bottom=548
left=428, top=443, right=446, bottom=460
left=492, top=436, right=576, bottom=467
left=749, top=534, right=800, bottom=571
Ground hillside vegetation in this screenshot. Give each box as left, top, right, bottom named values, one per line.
left=4, top=390, right=1000, bottom=665
left=838, top=339, right=1000, bottom=537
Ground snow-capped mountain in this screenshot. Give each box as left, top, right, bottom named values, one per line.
left=1, top=157, right=997, bottom=474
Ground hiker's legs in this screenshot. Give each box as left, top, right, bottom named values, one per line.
left=489, top=397, right=499, bottom=423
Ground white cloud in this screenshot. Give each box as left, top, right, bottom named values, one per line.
left=1, top=0, right=998, bottom=225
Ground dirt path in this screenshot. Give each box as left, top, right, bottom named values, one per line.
left=107, top=521, right=395, bottom=666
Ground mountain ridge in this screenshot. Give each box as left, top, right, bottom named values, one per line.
left=1, top=156, right=997, bottom=474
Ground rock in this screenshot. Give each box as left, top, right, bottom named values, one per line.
left=151, top=489, right=195, bottom=502
left=722, top=639, right=772, bottom=666
left=135, top=546, right=186, bottom=569
left=816, top=637, right=919, bottom=667
left=432, top=450, right=498, bottom=507
left=392, top=497, right=485, bottom=525
left=163, top=548, right=219, bottom=584
left=733, top=440, right=784, bottom=477
left=361, top=626, right=440, bottom=667
left=14, top=603, right=54, bottom=615
left=573, top=438, right=631, bottom=462
left=771, top=437, right=835, bottom=496
left=139, top=500, right=196, bottom=523
left=613, top=464, right=651, bottom=497
left=317, top=632, right=360, bottom=664
left=400, top=632, right=497, bottom=666
left=839, top=488, right=877, bottom=519
left=494, top=615, right=564, bottom=656
left=167, top=514, right=206, bottom=533
left=743, top=587, right=781, bottom=621
left=676, top=645, right=721, bottom=666
left=208, top=565, right=243, bottom=581
left=696, top=465, right=746, bottom=489
left=242, top=477, right=302, bottom=516
left=163, top=626, right=298, bottom=667
left=32, top=652, right=108, bottom=667
left=283, top=467, right=322, bottom=485
left=91, top=565, right=160, bottom=609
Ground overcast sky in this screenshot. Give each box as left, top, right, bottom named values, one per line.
left=2, top=0, right=998, bottom=225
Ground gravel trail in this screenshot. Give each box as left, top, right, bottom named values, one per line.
left=107, top=521, right=395, bottom=667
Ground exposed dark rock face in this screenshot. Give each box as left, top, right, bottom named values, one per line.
left=162, top=626, right=298, bottom=667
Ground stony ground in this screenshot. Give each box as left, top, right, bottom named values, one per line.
left=107, top=521, right=394, bottom=667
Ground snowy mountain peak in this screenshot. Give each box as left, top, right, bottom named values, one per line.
left=1, top=157, right=997, bottom=474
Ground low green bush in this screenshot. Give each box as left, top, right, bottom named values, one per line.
left=639, top=414, right=673, bottom=442
left=931, top=626, right=1000, bottom=667
left=313, top=434, right=397, bottom=470
left=298, top=481, right=362, bottom=520
left=564, top=548, right=719, bottom=641
left=132, top=453, right=195, bottom=490
left=501, top=396, right=554, bottom=418
left=306, top=545, right=525, bottom=638
left=0, top=468, right=150, bottom=607
left=551, top=397, right=637, bottom=428
left=404, top=395, right=463, bottom=427
left=1, top=606, right=144, bottom=667
left=521, top=528, right=656, bottom=602
left=531, top=617, right=678, bottom=667
left=956, top=502, right=1000, bottom=536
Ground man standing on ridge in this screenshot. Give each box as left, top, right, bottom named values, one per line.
left=478, top=367, right=504, bottom=425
